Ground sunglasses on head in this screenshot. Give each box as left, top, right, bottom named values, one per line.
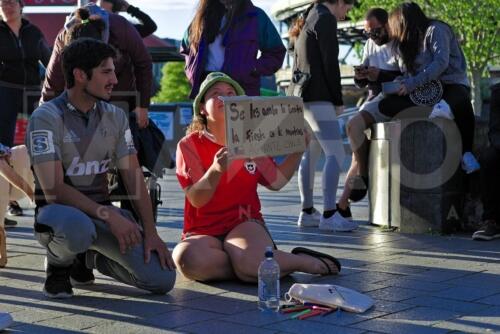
left=363, top=27, right=384, bottom=39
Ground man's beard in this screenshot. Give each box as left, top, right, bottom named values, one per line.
left=84, top=86, right=111, bottom=102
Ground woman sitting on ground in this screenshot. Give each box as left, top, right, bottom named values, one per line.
left=0, top=144, right=34, bottom=267
left=173, top=72, right=341, bottom=282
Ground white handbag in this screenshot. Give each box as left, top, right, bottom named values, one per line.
left=285, top=283, right=375, bottom=313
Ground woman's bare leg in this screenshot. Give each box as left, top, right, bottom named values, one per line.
left=172, top=235, right=235, bottom=282
left=224, top=221, right=339, bottom=283
left=338, top=112, right=374, bottom=209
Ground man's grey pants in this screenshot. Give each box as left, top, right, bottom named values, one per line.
left=35, top=204, right=176, bottom=294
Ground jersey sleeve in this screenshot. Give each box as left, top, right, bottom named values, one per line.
left=26, top=106, right=62, bottom=165
left=114, top=108, right=137, bottom=162
left=255, top=156, right=278, bottom=187
left=176, top=137, right=206, bottom=189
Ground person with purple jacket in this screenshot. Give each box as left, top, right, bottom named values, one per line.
left=40, top=5, right=153, bottom=129
left=181, top=0, right=286, bottom=98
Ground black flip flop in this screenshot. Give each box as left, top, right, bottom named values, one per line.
left=291, top=247, right=341, bottom=275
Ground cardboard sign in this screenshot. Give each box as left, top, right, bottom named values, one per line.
left=222, top=96, right=305, bottom=158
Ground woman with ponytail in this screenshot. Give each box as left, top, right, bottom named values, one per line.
left=181, top=0, right=286, bottom=98
left=288, top=0, right=357, bottom=232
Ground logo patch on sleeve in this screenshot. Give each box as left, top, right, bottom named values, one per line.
left=30, top=130, right=55, bottom=156
left=124, top=129, right=135, bottom=150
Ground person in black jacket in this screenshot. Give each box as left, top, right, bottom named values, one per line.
left=473, top=83, right=500, bottom=241
left=0, top=0, right=50, bottom=219
left=288, top=0, right=357, bottom=232
left=98, top=0, right=157, bottom=38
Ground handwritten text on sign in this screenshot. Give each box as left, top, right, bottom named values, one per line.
left=222, top=96, right=305, bottom=158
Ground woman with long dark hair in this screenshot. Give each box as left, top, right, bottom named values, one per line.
left=0, top=0, right=50, bottom=219
left=378, top=2, right=479, bottom=173
left=288, top=0, right=358, bottom=231
left=181, top=0, right=286, bottom=98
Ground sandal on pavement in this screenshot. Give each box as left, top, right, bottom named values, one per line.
left=291, top=247, right=341, bottom=275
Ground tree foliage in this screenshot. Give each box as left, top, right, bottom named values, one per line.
left=350, top=0, right=500, bottom=114
left=153, top=62, right=191, bottom=103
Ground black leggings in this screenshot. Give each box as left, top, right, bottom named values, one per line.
left=378, top=84, right=475, bottom=152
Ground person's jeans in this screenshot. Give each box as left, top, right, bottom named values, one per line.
left=34, top=204, right=176, bottom=294
left=480, top=146, right=500, bottom=221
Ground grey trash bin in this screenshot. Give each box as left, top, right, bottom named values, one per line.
left=369, top=114, right=464, bottom=233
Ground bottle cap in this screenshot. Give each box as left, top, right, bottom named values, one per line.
left=265, top=246, right=273, bottom=258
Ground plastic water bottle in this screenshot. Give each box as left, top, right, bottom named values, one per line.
left=258, top=246, right=280, bottom=312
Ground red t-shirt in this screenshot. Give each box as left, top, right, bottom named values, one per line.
left=176, top=132, right=278, bottom=237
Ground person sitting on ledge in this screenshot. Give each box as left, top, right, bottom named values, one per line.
left=473, top=83, right=500, bottom=241
left=173, top=72, right=341, bottom=282
left=378, top=2, right=480, bottom=174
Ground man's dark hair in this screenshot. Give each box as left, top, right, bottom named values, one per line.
left=61, top=38, right=116, bottom=88
left=366, top=7, right=388, bottom=24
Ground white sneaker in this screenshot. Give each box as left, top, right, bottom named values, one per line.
left=429, top=99, right=454, bottom=120
left=297, top=208, right=321, bottom=227
left=462, top=152, right=480, bottom=174
left=319, top=212, right=358, bottom=232
left=0, top=312, right=13, bottom=331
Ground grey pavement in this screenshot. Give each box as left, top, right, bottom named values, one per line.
left=1, top=170, right=500, bottom=333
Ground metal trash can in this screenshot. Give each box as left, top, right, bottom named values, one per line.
left=369, top=116, right=464, bottom=233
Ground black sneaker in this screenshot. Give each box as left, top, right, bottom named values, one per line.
left=472, top=220, right=500, bottom=241
left=7, top=202, right=23, bottom=217
left=70, top=252, right=95, bottom=286
left=337, top=203, right=352, bottom=221
left=44, top=263, right=73, bottom=298
left=3, top=218, right=17, bottom=228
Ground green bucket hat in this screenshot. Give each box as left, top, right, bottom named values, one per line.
left=193, top=72, right=245, bottom=117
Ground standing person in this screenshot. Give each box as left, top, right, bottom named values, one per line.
left=181, top=0, right=286, bottom=98
left=98, top=0, right=157, bottom=38
left=473, top=83, right=500, bottom=241
left=0, top=144, right=33, bottom=267
left=0, top=0, right=50, bottom=219
left=173, top=72, right=342, bottom=282
left=378, top=2, right=479, bottom=174
left=288, top=0, right=358, bottom=231
left=337, top=8, right=401, bottom=217
left=41, top=4, right=152, bottom=129
left=27, top=38, right=175, bottom=298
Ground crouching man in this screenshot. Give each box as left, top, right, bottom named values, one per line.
left=27, top=38, right=176, bottom=298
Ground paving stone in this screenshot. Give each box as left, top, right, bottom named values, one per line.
left=475, top=293, right=500, bottom=306
left=352, top=318, right=450, bottom=334
left=35, top=313, right=109, bottom=331
left=403, top=296, right=491, bottom=315
left=367, top=287, right=428, bottom=302
left=307, top=308, right=387, bottom=326
left=9, top=324, right=83, bottom=333
left=379, top=306, right=459, bottom=325
left=381, top=278, right=453, bottom=292
left=431, top=286, right=500, bottom=302
left=86, top=320, right=181, bottom=334
left=433, top=306, right=500, bottom=333
left=172, top=294, right=256, bottom=315
left=264, top=319, right=365, bottom=334
left=177, top=320, right=277, bottom=334
left=142, top=309, right=222, bottom=329
left=219, top=310, right=288, bottom=327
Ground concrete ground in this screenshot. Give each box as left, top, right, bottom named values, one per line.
left=1, top=170, right=500, bottom=333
